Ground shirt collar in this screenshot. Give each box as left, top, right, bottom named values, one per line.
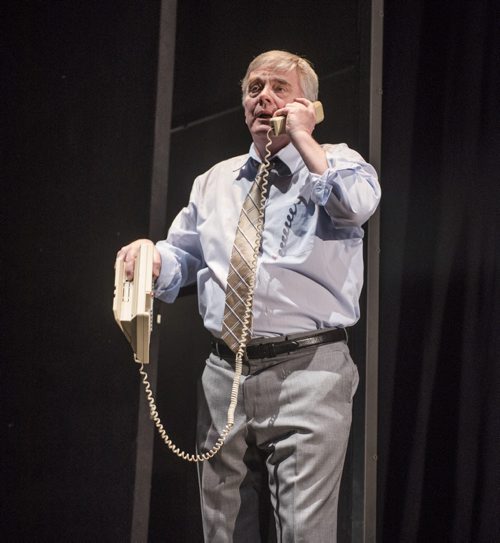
left=248, top=142, right=302, bottom=175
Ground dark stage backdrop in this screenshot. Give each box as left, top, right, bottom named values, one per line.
left=7, top=1, right=498, bottom=542
left=379, top=0, right=500, bottom=542
left=2, top=1, right=373, bottom=542
left=2, top=2, right=161, bottom=540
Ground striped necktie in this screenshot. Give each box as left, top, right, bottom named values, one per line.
left=221, top=157, right=290, bottom=352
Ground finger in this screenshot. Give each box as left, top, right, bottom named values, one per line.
left=292, top=97, right=311, bottom=106
left=273, top=105, right=288, bottom=117
left=152, top=248, right=161, bottom=279
left=116, top=245, right=129, bottom=260
left=124, top=253, right=136, bottom=264
left=122, top=247, right=138, bottom=279
left=124, top=258, right=136, bottom=280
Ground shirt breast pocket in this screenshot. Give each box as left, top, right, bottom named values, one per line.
left=266, top=196, right=316, bottom=259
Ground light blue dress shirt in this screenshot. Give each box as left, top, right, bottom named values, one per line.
left=155, top=142, right=381, bottom=338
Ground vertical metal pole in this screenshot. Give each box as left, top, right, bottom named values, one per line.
left=131, top=1, right=177, bottom=541
left=148, top=0, right=177, bottom=243
left=365, top=0, right=383, bottom=541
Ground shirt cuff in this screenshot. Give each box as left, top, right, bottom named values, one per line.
left=310, top=162, right=339, bottom=206
left=310, top=159, right=362, bottom=207
left=153, top=241, right=182, bottom=302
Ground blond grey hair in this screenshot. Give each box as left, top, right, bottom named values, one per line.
left=241, top=50, right=319, bottom=102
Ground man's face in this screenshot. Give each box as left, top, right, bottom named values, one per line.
left=243, top=67, right=304, bottom=146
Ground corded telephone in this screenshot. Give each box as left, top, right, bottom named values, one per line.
left=113, top=243, right=154, bottom=364
left=112, top=162, right=270, bottom=462
left=269, top=100, right=324, bottom=136
left=113, top=102, right=324, bottom=461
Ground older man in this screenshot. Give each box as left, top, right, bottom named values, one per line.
left=117, top=50, right=380, bottom=542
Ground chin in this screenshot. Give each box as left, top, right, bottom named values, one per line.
left=250, top=127, right=270, bottom=140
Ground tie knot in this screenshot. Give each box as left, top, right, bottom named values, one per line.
left=237, top=156, right=292, bottom=182
left=269, top=157, right=292, bottom=177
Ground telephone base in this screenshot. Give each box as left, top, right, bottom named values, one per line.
left=113, top=244, right=154, bottom=364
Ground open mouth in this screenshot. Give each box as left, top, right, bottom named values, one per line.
left=256, top=113, right=273, bottom=122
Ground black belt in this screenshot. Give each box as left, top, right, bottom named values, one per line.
left=211, top=328, right=348, bottom=360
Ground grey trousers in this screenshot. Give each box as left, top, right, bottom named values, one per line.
left=196, top=340, right=358, bottom=543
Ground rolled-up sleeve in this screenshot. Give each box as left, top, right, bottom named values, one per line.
left=310, top=144, right=381, bottom=227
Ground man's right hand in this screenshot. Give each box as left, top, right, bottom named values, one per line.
left=116, top=239, right=162, bottom=280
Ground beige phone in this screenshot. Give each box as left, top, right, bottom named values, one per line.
left=113, top=243, right=154, bottom=364
left=270, top=101, right=324, bottom=136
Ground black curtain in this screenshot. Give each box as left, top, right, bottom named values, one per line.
left=1, top=2, right=160, bottom=539
left=379, top=1, right=500, bottom=541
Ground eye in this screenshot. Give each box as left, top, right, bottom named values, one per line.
left=248, top=83, right=262, bottom=96
left=274, top=84, right=287, bottom=94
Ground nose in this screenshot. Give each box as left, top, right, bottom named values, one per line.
left=259, top=95, right=271, bottom=107
left=258, top=84, right=273, bottom=106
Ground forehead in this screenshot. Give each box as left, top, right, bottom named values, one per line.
left=247, top=67, right=301, bottom=88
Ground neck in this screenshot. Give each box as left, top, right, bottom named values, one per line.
left=254, top=134, right=289, bottom=160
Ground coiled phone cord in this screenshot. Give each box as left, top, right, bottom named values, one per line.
left=138, top=129, right=273, bottom=462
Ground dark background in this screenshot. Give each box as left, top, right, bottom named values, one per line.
left=2, top=0, right=499, bottom=542
left=379, top=1, right=499, bottom=541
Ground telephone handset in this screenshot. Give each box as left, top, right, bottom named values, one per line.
left=269, top=101, right=324, bottom=136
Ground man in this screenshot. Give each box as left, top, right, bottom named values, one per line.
left=117, top=50, right=380, bottom=542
